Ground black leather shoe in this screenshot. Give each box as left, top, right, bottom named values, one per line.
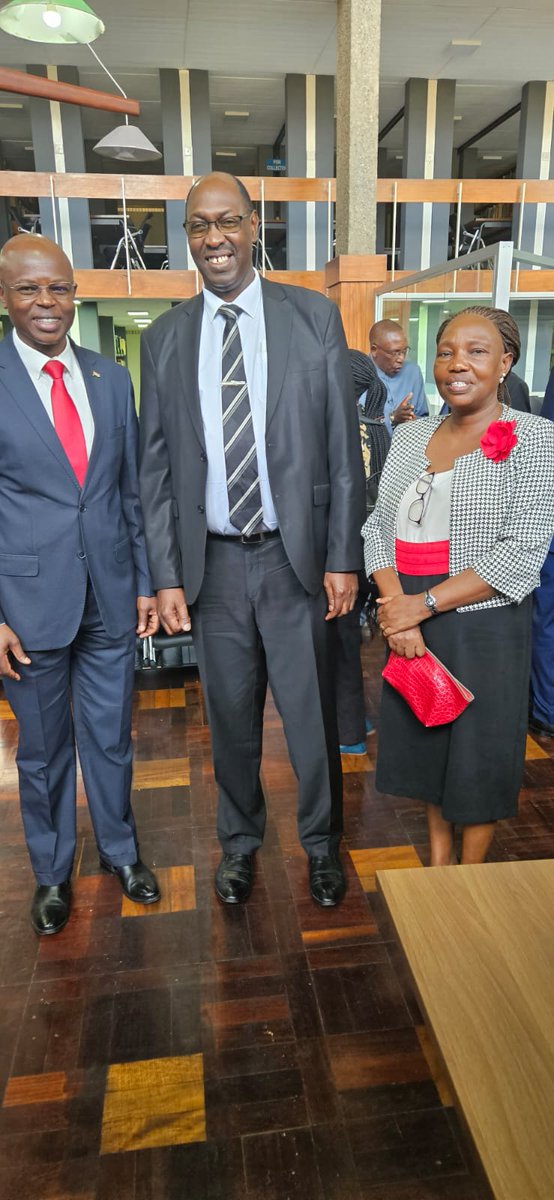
left=215, top=853, right=253, bottom=904
left=308, top=855, right=346, bottom=907
left=529, top=715, right=554, bottom=738
left=31, top=881, right=71, bottom=936
left=99, top=858, right=160, bottom=904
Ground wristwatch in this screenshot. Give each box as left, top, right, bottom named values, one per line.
left=423, top=589, right=438, bottom=616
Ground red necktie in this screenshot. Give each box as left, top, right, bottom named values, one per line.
left=43, top=359, right=88, bottom=487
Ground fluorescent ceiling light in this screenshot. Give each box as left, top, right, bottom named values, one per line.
left=482, top=154, right=503, bottom=160
left=0, top=0, right=105, bottom=44
left=454, top=115, right=463, bottom=121
left=127, top=310, right=149, bottom=316
left=224, top=110, right=249, bottom=118
left=0, top=102, right=24, bottom=108
left=449, top=39, right=481, bottom=54
left=215, top=150, right=238, bottom=158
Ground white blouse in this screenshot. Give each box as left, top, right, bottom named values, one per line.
left=396, top=469, right=452, bottom=543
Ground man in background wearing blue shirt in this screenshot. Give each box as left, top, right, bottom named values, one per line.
left=369, top=319, right=428, bottom=435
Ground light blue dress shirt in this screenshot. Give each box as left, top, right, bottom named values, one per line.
left=198, top=272, right=278, bottom=534
left=364, top=360, right=428, bottom=436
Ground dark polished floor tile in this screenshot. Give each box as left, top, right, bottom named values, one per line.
left=243, top=1128, right=323, bottom=1200
left=347, top=1108, right=467, bottom=1186
left=134, top=1139, right=246, bottom=1200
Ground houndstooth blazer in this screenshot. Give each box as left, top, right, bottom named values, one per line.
left=362, top=404, right=554, bottom=612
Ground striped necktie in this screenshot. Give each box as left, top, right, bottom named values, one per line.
left=219, top=304, right=263, bottom=536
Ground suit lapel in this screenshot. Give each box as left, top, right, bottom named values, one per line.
left=71, top=341, right=105, bottom=491
left=175, top=295, right=205, bottom=448
left=261, top=278, right=293, bottom=431
left=0, top=333, right=79, bottom=487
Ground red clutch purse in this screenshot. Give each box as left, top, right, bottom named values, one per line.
left=382, top=649, right=474, bottom=727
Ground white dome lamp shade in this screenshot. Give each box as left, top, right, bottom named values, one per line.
left=93, top=124, right=162, bottom=163
left=0, top=0, right=105, bottom=44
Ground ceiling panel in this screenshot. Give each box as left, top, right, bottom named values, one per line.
left=0, top=0, right=552, bottom=171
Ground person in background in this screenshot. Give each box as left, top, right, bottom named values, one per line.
left=529, top=368, right=554, bottom=737
left=334, top=350, right=390, bottom=754
left=369, top=318, right=428, bottom=435
left=363, top=306, right=554, bottom=867
left=139, top=173, right=365, bottom=908
left=0, top=235, right=160, bottom=936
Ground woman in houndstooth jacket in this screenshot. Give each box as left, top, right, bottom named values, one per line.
left=362, top=307, right=554, bottom=866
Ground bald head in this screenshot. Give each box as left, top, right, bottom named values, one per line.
left=0, top=233, right=76, bottom=357
left=0, top=233, right=73, bottom=280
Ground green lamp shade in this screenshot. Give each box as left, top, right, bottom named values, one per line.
left=0, top=0, right=105, bottom=44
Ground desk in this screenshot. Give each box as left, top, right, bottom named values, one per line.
left=377, top=859, right=554, bottom=1200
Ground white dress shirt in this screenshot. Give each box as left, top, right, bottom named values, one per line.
left=12, top=329, right=95, bottom=456
left=198, top=272, right=277, bottom=534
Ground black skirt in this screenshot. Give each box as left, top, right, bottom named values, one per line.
left=376, top=572, right=533, bottom=824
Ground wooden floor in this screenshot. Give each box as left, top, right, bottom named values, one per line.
left=0, top=632, right=553, bottom=1200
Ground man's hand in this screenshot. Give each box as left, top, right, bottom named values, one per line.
left=377, top=592, right=427, bottom=636
left=136, top=596, right=159, bottom=639
left=391, top=393, right=415, bottom=426
left=0, top=623, right=31, bottom=681
left=387, top=627, right=426, bottom=659
left=157, top=587, right=191, bottom=634
left=323, top=572, right=358, bottom=620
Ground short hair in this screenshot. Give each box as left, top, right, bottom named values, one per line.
left=185, top=173, right=254, bottom=220
left=436, top=306, right=520, bottom=366
left=369, top=318, right=406, bottom=346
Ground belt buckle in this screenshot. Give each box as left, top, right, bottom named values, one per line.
left=240, top=531, right=262, bottom=545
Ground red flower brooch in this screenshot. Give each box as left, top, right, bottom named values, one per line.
left=480, top=419, right=518, bottom=463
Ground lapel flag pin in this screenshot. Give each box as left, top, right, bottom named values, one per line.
left=92, top=370, right=101, bottom=378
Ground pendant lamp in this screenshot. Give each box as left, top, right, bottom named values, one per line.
left=0, top=0, right=105, bottom=43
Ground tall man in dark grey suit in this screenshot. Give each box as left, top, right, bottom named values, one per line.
left=139, top=173, right=365, bottom=907
left=0, top=235, right=160, bottom=935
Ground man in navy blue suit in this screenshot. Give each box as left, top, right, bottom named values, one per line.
left=529, top=371, right=554, bottom=737
left=0, top=234, right=160, bottom=934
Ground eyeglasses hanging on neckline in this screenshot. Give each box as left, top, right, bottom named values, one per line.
left=408, top=471, right=435, bottom=525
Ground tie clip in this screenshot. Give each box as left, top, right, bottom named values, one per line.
left=92, top=370, right=101, bottom=378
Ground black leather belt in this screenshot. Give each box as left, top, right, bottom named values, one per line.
left=207, top=529, right=280, bottom=546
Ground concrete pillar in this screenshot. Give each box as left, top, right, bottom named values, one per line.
left=400, top=78, right=456, bottom=269
left=285, top=74, right=334, bottom=269
left=335, top=0, right=381, bottom=255
left=514, top=81, right=554, bottom=257
left=160, top=69, right=212, bottom=269
left=28, top=65, right=93, bottom=268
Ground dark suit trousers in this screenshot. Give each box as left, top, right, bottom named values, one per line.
left=191, top=535, right=343, bottom=856
left=3, top=581, right=138, bottom=885
left=530, top=545, right=554, bottom=725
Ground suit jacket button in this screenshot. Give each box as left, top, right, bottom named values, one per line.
left=197, top=504, right=205, bottom=514
left=77, top=551, right=86, bottom=560
left=79, top=505, right=87, bottom=513
left=200, top=452, right=207, bottom=462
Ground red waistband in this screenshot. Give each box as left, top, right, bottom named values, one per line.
left=395, top=538, right=449, bottom=575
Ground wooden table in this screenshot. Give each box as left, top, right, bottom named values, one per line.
left=377, top=859, right=554, bottom=1200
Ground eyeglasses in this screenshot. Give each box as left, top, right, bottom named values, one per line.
left=183, top=213, right=251, bottom=239
left=375, top=345, right=410, bottom=360
left=1, top=282, right=76, bottom=299
left=408, top=471, right=435, bottom=525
